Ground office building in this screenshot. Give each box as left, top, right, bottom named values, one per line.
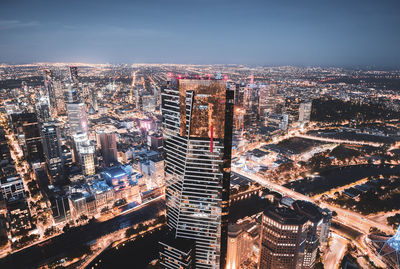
left=160, top=234, right=195, bottom=269
left=69, top=66, right=79, bottom=83
left=7, top=199, right=33, bottom=236
left=49, top=194, right=71, bottom=224
left=43, top=69, right=57, bottom=117
left=292, top=201, right=323, bottom=269
left=259, top=207, right=309, bottom=269
left=259, top=200, right=331, bottom=269
left=159, top=76, right=234, bottom=269
left=98, top=131, right=118, bottom=167
left=226, top=224, right=245, bottom=269
left=35, top=95, right=51, bottom=122
left=0, top=128, right=11, bottom=161
left=79, top=144, right=95, bottom=176
left=72, top=133, right=95, bottom=176
left=149, top=157, right=164, bottom=186
left=66, top=103, right=88, bottom=135
left=41, top=122, right=64, bottom=182
left=69, top=192, right=88, bottom=219
left=280, top=114, right=289, bottom=131
left=147, top=133, right=163, bottom=152
left=64, top=87, right=81, bottom=104
left=0, top=175, right=25, bottom=201
left=102, top=166, right=140, bottom=201
left=298, top=102, right=312, bottom=124
left=54, top=80, right=66, bottom=116
left=11, top=113, right=44, bottom=163
left=320, top=208, right=332, bottom=245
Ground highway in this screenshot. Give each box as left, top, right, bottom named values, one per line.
left=296, top=134, right=383, bottom=147
left=232, top=167, right=393, bottom=235
left=323, top=233, right=348, bottom=269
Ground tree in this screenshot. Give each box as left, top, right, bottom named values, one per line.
left=137, top=223, right=145, bottom=232
left=101, top=206, right=110, bottom=214
left=238, top=184, right=249, bottom=193
left=79, top=215, right=88, bottom=222
left=125, top=227, right=136, bottom=238
left=63, top=223, right=70, bottom=233
left=44, top=226, right=57, bottom=237
left=155, top=215, right=166, bottom=225
left=0, top=235, right=8, bottom=248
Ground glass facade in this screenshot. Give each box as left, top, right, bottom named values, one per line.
left=160, top=77, right=234, bottom=269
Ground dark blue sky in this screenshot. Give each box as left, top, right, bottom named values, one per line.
left=1, top=0, right=399, bottom=67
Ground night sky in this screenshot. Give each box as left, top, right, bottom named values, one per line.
left=1, top=0, right=399, bottom=67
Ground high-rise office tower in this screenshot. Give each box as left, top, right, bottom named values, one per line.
left=98, top=131, right=118, bottom=167
left=53, top=80, right=66, bottom=116
left=64, top=86, right=81, bottom=104
left=90, top=87, right=98, bottom=111
left=65, top=66, right=81, bottom=104
left=66, top=103, right=88, bottom=135
left=259, top=207, right=309, bottom=269
left=69, top=66, right=79, bottom=83
left=11, top=113, right=44, bottom=163
left=280, top=114, right=289, bottom=132
left=35, top=95, right=51, bottom=122
left=226, top=224, right=245, bottom=269
left=298, top=102, right=312, bottom=124
left=159, top=76, right=234, bottom=269
left=292, top=201, right=323, bottom=269
left=243, top=85, right=260, bottom=129
left=72, top=132, right=95, bottom=176
left=135, top=87, right=141, bottom=110
left=64, top=66, right=88, bottom=136
left=79, top=145, right=95, bottom=176
left=43, top=69, right=57, bottom=117
left=41, top=122, right=64, bottom=183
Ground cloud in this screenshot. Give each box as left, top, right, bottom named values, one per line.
left=0, top=20, right=39, bottom=30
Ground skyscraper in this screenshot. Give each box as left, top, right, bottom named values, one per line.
left=69, top=66, right=79, bottom=83
left=159, top=76, right=234, bottom=269
left=64, top=86, right=81, bottom=104
left=72, top=132, right=95, bottom=176
left=226, top=224, right=245, bottom=269
left=258, top=201, right=331, bottom=269
left=64, top=66, right=88, bottom=136
left=98, top=130, right=118, bottom=167
left=41, top=122, right=64, bottom=183
left=35, top=95, right=51, bottom=122
left=43, top=69, right=57, bottom=117
left=259, top=207, right=309, bottom=269
left=11, top=113, right=44, bottom=163
left=66, top=103, right=88, bottom=135
left=298, top=102, right=312, bottom=124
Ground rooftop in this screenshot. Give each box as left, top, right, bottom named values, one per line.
left=263, top=206, right=308, bottom=226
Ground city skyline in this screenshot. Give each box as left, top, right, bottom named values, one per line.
left=1, top=1, right=400, bottom=268
left=0, top=0, right=400, bottom=67
left=1, top=62, right=400, bottom=268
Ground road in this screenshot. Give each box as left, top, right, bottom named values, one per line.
left=232, top=167, right=393, bottom=235
left=232, top=167, right=393, bottom=267
left=0, top=198, right=165, bottom=268
left=323, top=233, right=348, bottom=269
left=296, top=134, right=383, bottom=147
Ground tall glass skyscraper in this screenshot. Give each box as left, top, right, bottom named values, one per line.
left=159, top=76, right=234, bottom=269
left=43, top=69, right=57, bottom=117
left=41, top=122, right=64, bottom=183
